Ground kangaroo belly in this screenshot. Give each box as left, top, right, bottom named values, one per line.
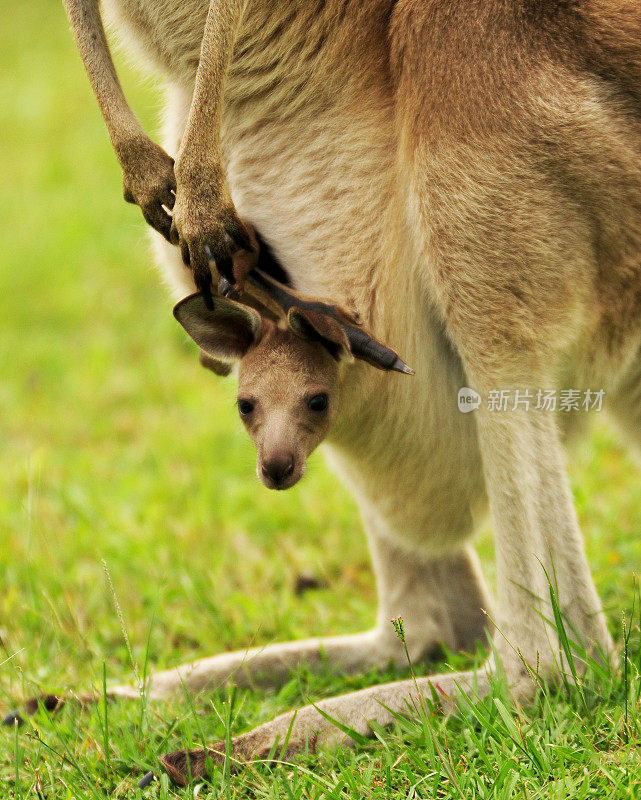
left=222, top=1, right=396, bottom=309
left=223, top=102, right=396, bottom=306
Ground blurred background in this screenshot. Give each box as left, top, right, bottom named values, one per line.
left=1, top=0, right=640, bottom=750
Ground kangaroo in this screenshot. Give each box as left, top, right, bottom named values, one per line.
left=174, top=275, right=412, bottom=490
left=59, top=0, right=641, bottom=786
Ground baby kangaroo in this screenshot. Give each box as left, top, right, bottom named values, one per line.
left=174, top=283, right=409, bottom=489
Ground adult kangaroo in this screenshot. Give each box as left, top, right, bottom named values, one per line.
left=62, top=0, right=641, bottom=784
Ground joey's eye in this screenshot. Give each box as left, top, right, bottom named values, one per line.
left=238, top=399, right=255, bottom=417
left=308, top=393, right=329, bottom=413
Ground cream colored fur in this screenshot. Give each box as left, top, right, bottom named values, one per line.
left=62, top=0, right=641, bottom=782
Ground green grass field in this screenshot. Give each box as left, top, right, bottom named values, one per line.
left=2, top=1, right=641, bottom=796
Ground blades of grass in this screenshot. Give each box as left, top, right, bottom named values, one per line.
left=390, top=616, right=431, bottom=720
left=493, top=698, right=522, bottom=742
left=534, top=604, right=612, bottom=686
left=455, top=690, right=505, bottom=742
left=278, top=708, right=298, bottom=762
left=14, top=717, right=22, bottom=800
left=138, top=604, right=157, bottom=743
left=150, top=717, right=181, bottom=756
left=368, top=720, right=391, bottom=750
left=636, top=577, right=641, bottom=676
left=223, top=686, right=235, bottom=796
left=493, top=698, right=546, bottom=775
left=406, top=771, right=433, bottom=800
left=461, top=722, right=493, bottom=772
left=103, top=560, right=140, bottom=691
left=31, top=714, right=104, bottom=800
left=425, top=724, right=466, bottom=800
left=280, top=771, right=298, bottom=800
left=541, top=563, right=588, bottom=712
left=375, top=700, right=421, bottom=737
left=623, top=610, right=630, bottom=744
left=180, top=672, right=211, bottom=750
left=309, top=703, right=370, bottom=746
left=159, top=771, right=171, bottom=799
left=0, top=649, right=25, bottom=669
left=176, top=673, right=210, bottom=784
left=102, top=661, right=111, bottom=774
left=488, top=757, right=517, bottom=795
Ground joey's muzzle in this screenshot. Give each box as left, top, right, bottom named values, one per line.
left=258, top=452, right=304, bottom=490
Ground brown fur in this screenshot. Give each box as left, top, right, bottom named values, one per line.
left=61, top=0, right=641, bottom=785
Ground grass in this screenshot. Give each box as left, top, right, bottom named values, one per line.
left=1, top=0, right=641, bottom=796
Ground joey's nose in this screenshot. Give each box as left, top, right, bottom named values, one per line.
left=261, top=456, right=295, bottom=489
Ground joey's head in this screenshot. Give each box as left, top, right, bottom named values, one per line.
left=174, top=290, right=413, bottom=490
left=174, top=294, right=347, bottom=490
left=237, top=324, right=340, bottom=489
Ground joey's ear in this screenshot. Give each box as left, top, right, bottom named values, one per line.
left=174, top=294, right=262, bottom=363
left=287, top=307, right=352, bottom=362
left=199, top=350, right=233, bottom=377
